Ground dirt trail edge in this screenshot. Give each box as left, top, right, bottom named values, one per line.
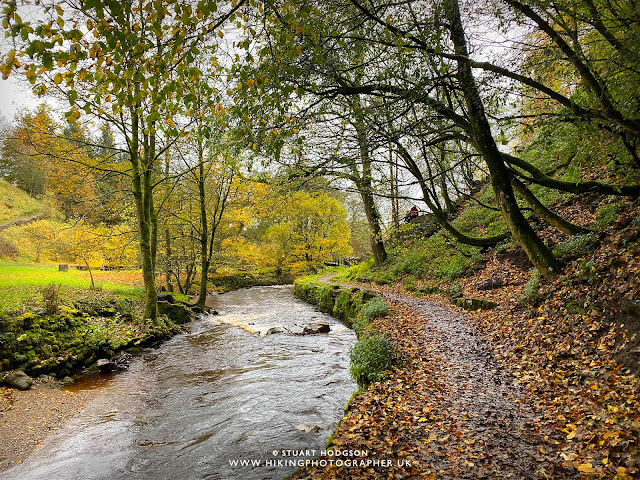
left=0, top=211, right=46, bottom=231
left=292, top=277, right=571, bottom=479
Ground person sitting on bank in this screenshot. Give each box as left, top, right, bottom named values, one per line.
left=404, top=205, right=420, bottom=222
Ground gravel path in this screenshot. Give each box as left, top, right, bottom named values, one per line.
left=300, top=275, right=552, bottom=478
left=382, top=292, right=541, bottom=478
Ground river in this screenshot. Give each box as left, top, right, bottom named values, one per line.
left=3, top=285, right=357, bottom=480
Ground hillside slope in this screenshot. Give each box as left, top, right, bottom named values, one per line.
left=0, top=180, right=44, bottom=224
left=334, top=189, right=640, bottom=478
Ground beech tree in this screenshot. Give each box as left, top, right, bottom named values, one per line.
left=246, top=0, right=639, bottom=276
left=1, top=0, right=247, bottom=318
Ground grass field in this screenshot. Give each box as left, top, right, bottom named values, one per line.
left=0, top=261, right=145, bottom=311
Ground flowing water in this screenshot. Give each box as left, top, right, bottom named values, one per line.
left=3, top=285, right=356, bottom=480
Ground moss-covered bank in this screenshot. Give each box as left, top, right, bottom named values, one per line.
left=294, top=276, right=394, bottom=389
left=0, top=293, right=192, bottom=379
left=293, top=277, right=376, bottom=330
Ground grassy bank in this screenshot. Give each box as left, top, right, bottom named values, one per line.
left=0, top=261, right=146, bottom=311
left=0, top=262, right=189, bottom=380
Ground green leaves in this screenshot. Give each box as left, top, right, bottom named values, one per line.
left=42, top=52, right=53, bottom=70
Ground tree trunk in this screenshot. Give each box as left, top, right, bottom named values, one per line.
left=197, top=156, right=209, bottom=312
left=389, top=146, right=400, bottom=229
left=129, top=88, right=157, bottom=320
left=439, top=148, right=455, bottom=213
left=511, top=177, right=590, bottom=235
left=165, top=228, right=174, bottom=292
left=446, top=0, right=561, bottom=277
left=353, top=97, right=387, bottom=267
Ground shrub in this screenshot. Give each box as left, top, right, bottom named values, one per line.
left=519, top=268, right=541, bottom=305
left=0, top=236, right=19, bottom=259
left=552, top=233, right=597, bottom=260
left=596, top=201, right=625, bottom=229
left=403, top=275, right=416, bottom=292
left=349, top=333, right=393, bottom=388
left=41, top=283, right=60, bottom=315
left=352, top=297, right=389, bottom=337
left=360, top=297, right=389, bottom=322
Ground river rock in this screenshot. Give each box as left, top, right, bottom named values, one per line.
left=97, top=352, right=132, bottom=373
left=38, top=374, right=62, bottom=389
left=477, top=277, right=507, bottom=291
left=265, top=327, right=283, bottom=335
left=157, top=300, right=193, bottom=324
left=302, top=322, right=331, bottom=335
left=3, top=370, right=34, bottom=390
left=451, top=297, right=498, bottom=311
left=295, top=423, right=321, bottom=433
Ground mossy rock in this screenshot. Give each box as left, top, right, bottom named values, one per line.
left=451, top=297, right=498, bottom=311
left=157, top=301, right=193, bottom=324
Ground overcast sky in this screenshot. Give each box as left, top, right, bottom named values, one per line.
left=0, top=74, right=39, bottom=121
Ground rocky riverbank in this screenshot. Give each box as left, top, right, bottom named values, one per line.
left=0, top=293, right=196, bottom=382
left=0, top=294, right=200, bottom=473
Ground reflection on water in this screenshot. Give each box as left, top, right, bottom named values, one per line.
left=3, top=285, right=356, bottom=480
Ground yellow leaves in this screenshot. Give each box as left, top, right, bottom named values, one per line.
left=53, top=73, right=63, bottom=84
left=86, top=19, right=93, bottom=31
left=246, top=78, right=255, bottom=88
left=237, top=82, right=243, bottom=90
left=218, top=30, right=224, bottom=39
left=252, top=143, right=257, bottom=151
left=577, top=463, right=596, bottom=473
left=0, top=63, right=11, bottom=81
